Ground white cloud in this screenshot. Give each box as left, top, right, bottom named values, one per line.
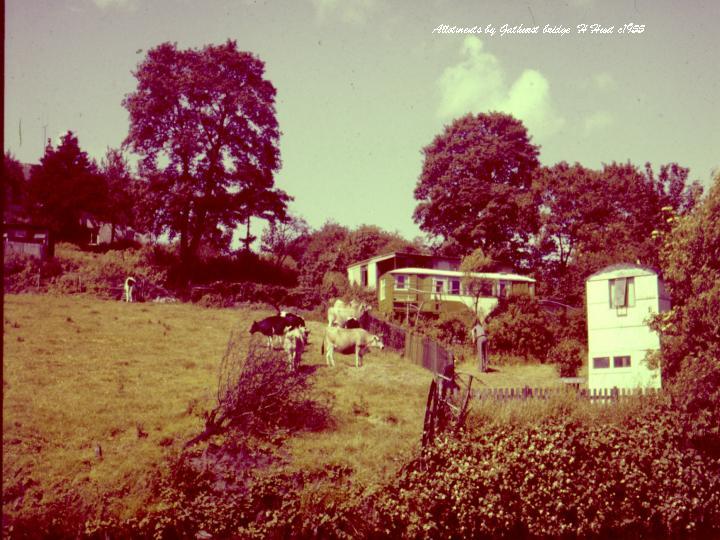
left=91, top=0, right=137, bottom=9
left=592, top=72, right=617, bottom=91
left=583, top=111, right=615, bottom=135
left=309, top=0, right=376, bottom=23
left=437, top=36, right=564, bottom=139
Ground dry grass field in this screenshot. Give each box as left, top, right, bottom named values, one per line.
left=3, top=292, right=566, bottom=528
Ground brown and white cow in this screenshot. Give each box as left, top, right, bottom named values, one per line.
left=321, top=326, right=384, bottom=368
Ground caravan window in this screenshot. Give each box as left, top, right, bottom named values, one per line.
left=593, top=357, right=610, bottom=369
left=613, top=355, right=631, bottom=368
left=609, top=277, right=635, bottom=308
left=395, top=275, right=408, bottom=290
left=433, top=279, right=446, bottom=294
left=497, top=281, right=508, bottom=298
left=449, top=278, right=461, bottom=295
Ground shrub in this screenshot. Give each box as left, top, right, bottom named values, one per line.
left=551, top=338, right=586, bottom=377
left=369, top=398, right=720, bottom=539
left=3, top=252, right=69, bottom=293
left=486, top=296, right=553, bottom=363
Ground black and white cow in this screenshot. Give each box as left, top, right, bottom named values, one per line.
left=250, top=315, right=291, bottom=348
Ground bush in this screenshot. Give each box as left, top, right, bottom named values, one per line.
left=369, top=398, right=720, bottom=539
left=551, top=338, right=586, bottom=377
left=3, top=252, right=68, bottom=293
left=487, top=297, right=553, bottom=363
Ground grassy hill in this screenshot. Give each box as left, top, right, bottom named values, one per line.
left=2, top=293, right=586, bottom=535
left=3, top=294, right=432, bottom=530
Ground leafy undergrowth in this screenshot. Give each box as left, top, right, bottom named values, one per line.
left=369, top=395, right=720, bottom=539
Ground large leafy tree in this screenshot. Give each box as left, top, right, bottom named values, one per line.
left=652, top=171, right=720, bottom=455
left=26, top=132, right=107, bottom=243
left=533, top=161, right=702, bottom=304
left=123, top=40, right=289, bottom=266
left=413, top=112, right=540, bottom=267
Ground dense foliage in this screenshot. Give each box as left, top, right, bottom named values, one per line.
left=652, top=172, right=720, bottom=458
left=551, top=338, right=586, bottom=378
left=295, top=221, right=417, bottom=291
left=532, top=161, right=702, bottom=306
left=26, top=132, right=108, bottom=243
left=413, top=112, right=540, bottom=266
left=370, top=399, right=720, bottom=539
left=486, top=297, right=554, bottom=363
left=123, top=40, right=289, bottom=266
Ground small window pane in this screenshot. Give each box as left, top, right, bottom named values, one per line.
left=613, top=355, right=631, bottom=368
left=395, top=275, right=407, bottom=290
left=593, top=356, right=610, bottom=369
left=450, top=279, right=461, bottom=295
left=609, top=277, right=635, bottom=308
left=498, top=281, right=508, bottom=298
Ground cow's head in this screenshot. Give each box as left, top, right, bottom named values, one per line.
left=370, top=335, right=384, bottom=350
left=249, top=321, right=258, bottom=334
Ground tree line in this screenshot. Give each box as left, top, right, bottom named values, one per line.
left=3, top=40, right=706, bottom=310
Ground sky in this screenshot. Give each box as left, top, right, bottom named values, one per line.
left=5, top=0, right=719, bottom=243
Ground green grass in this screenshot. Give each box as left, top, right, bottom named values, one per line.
left=3, top=293, right=572, bottom=528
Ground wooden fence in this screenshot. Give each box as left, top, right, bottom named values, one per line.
left=359, top=314, right=661, bottom=404
left=472, top=385, right=661, bottom=402
left=360, top=313, right=454, bottom=376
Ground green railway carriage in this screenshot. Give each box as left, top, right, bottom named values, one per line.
left=378, top=267, right=536, bottom=320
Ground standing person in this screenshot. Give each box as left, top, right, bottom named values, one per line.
left=471, top=320, right=488, bottom=372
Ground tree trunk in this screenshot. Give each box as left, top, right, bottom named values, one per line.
left=243, top=216, right=252, bottom=251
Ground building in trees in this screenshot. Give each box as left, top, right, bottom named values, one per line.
left=377, top=267, right=535, bottom=322
left=347, top=252, right=460, bottom=290
left=586, top=264, right=667, bottom=391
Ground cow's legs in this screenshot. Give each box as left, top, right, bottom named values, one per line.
left=326, top=343, right=335, bottom=367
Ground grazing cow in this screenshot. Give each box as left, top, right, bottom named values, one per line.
left=250, top=315, right=291, bottom=349
left=283, top=327, right=305, bottom=371
left=321, top=327, right=384, bottom=368
left=327, top=299, right=370, bottom=327
left=344, top=317, right=361, bottom=329
left=124, top=277, right=136, bottom=303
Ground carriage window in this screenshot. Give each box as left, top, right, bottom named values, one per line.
left=361, top=266, right=368, bottom=287
left=613, top=355, right=631, bottom=368
left=480, top=280, right=493, bottom=296
left=449, top=279, right=461, bottom=295
left=395, top=275, right=407, bottom=290
left=433, top=279, right=446, bottom=294
left=609, top=277, right=635, bottom=308
left=379, top=279, right=386, bottom=301
left=497, top=281, right=508, bottom=298
left=593, top=356, right=610, bottom=369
